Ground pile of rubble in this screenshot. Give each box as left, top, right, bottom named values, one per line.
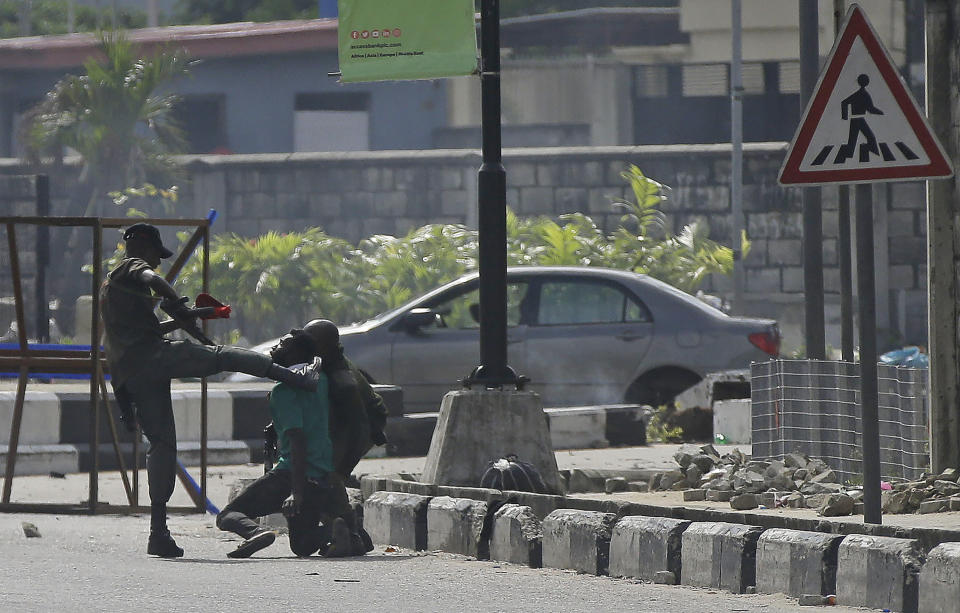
left=642, top=444, right=960, bottom=516
left=647, top=444, right=863, bottom=517
left=880, top=468, right=960, bottom=515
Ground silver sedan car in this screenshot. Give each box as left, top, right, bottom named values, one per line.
left=238, top=266, right=780, bottom=413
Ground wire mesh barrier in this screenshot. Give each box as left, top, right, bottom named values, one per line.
left=751, top=359, right=929, bottom=483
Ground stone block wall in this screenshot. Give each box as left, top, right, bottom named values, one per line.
left=0, top=144, right=931, bottom=348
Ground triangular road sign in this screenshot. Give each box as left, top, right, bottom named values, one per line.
left=779, top=4, right=952, bottom=186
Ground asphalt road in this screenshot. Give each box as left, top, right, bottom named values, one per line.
left=2, top=513, right=862, bottom=613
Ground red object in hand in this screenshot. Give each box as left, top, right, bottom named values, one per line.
left=195, top=293, right=231, bottom=319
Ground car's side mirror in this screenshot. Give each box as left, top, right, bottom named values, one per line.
left=399, top=308, right=439, bottom=332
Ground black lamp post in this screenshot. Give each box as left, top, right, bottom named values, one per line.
left=467, top=0, right=520, bottom=387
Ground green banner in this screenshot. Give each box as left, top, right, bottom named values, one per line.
left=338, top=0, right=478, bottom=83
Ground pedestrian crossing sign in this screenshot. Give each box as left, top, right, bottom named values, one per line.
left=778, top=4, right=952, bottom=186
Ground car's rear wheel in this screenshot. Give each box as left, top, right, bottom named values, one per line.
left=625, top=367, right=702, bottom=408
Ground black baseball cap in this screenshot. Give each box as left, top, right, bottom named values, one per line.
left=123, top=223, right=174, bottom=259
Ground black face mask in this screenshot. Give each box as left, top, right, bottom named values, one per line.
left=269, top=330, right=314, bottom=367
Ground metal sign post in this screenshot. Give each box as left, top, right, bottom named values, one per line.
left=779, top=4, right=953, bottom=524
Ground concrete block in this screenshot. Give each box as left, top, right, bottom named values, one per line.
left=489, top=504, right=542, bottom=568
left=0, top=443, right=79, bottom=476
left=0, top=391, right=61, bottom=444
left=755, top=528, right=844, bottom=597
left=609, top=516, right=691, bottom=581
left=171, top=390, right=234, bottom=442
left=546, top=407, right=606, bottom=449
left=836, top=534, right=922, bottom=613
left=542, top=509, right=616, bottom=575
left=712, top=399, right=751, bottom=444
left=422, top=391, right=563, bottom=494
left=919, top=542, right=960, bottom=613
left=681, top=522, right=765, bottom=593
left=426, top=496, right=489, bottom=558
left=363, top=491, right=431, bottom=551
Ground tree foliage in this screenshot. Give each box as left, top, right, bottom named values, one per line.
left=172, top=0, right=317, bottom=24
left=0, top=1, right=145, bottom=38
left=20, top=30, right=193, bottom=216
left=175, top=166, right=739, bottom=342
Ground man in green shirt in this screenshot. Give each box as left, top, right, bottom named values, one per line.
left=215, top=329, right=356, bottom=558
left=298, top=319, right=388, bottom=479
left=100, top=223, right=321, bottom=558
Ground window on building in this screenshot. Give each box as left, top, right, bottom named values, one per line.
left=294, top=92, right=370, bottom=152
left=634, top=65, right=669, bottom=98
left=682, top=64, right=728, bottom=97
left=778, top=61, right=802, bottom=94
left=741, top=62, right=766, bottom=95
left=173, top=95, right=228, bottom=154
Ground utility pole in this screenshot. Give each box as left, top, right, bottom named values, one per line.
left=925, top=0, right=960, bottom=473
left=800, top=0, right=825, bottom=359
left=730, top=0, right=744, bottom=313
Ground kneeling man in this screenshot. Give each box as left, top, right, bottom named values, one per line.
left=215, top=329, right=355, bottom=558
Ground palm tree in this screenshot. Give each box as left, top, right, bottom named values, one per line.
left=19, top=30, right=193, bottom=333
left=21, top=29, right=193, bottom=218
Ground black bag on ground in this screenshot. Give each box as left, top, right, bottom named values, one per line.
left=479, top=455, right=547, bottom=493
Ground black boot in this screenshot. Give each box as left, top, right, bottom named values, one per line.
left=266, top=361, right=319, bottom=392
left=147, top=531, right=184, bottom=558
left=148, top=502, right=184, bottom=558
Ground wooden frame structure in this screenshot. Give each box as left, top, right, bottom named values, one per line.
left=0, top=214, right=213, bottom=515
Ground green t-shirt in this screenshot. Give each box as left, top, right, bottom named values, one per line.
left=100, top=257, right=164, bottom=385
left=271, top=372, right=333, bottom=480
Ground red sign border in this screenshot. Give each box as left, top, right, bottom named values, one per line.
left=778, top=5, right=952, bottom=185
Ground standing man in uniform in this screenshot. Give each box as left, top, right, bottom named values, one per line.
left=215, top=328, right=357, bottom=559
left=100, top=223, right=320, bottom=558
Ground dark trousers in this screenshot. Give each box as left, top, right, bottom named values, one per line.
left=216, top=469, right=355, bottom=557
left=123, top=341, right=274, bottom=506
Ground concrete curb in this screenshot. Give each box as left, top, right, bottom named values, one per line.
left=609, top=516, right=689, bottom=582
left=836, top=534, right=923, bottom=613
left=755, top=528, right=843, bottom=598
left=542, top=509, right=616, bottom=576
left=489, top=504, right=542, bottom=568
left=919, top=542, right=960, bottom=613
left=354, top=481, right=960, bottom=612
left=680, top=522, right=764, bottom=594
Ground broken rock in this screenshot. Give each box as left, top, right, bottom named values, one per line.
left=817, top=494, right=854, bottom=517
left=730, top=493, right=759, bottom=511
